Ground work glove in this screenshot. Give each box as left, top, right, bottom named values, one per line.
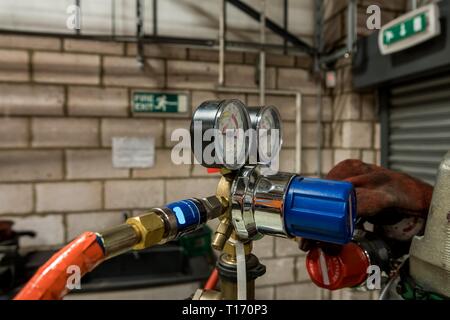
left=300, top=159, right=434, bottom=252
left=327, top=159, right=433, bottom=219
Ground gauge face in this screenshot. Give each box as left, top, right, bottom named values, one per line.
left=214, top=100, right=250, bottom=169
left=190, top=99, right=250, bottom=170
left=251, top=106, right=282, bottom=163
left=259, top=109, right=277, bottom=160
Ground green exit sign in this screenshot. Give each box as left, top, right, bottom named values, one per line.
left=379, top=4, right=440, bottom=55
left=132, top=91, right=189, bottom=116
left=382, top=13, right=427, bottom=45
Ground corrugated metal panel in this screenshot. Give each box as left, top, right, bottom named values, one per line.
left=388, top=73, right=450, bottom=185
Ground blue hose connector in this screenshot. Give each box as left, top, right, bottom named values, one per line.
left=166, top=199, right=201, bottom=233
left=283, top=176, right=356, bottom=245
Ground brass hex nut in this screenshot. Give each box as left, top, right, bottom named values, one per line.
left=126, top=212, right=165, bottom=250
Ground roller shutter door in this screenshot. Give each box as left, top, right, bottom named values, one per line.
left=388, top=72, right=450, bottom=185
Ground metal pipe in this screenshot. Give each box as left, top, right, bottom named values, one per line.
left=111, top=0, right=116, bottom=36
left=153, top=0, right=158, bottom=35
left=100, top=223, right=140, bottom=258
left=313, top=0, right=324, bottom=73
left=226, top=0, right=315, bottom=55
left=346, top=0, right=357, bottom=55
left=259, top=0, right=266, bottom=105
left=318, top=0, right=356, bottom=65
left=316, top=75, right=322, bottom=177
left=283, top=0, right=288, bottom=55
left=314, top=0, right=323, bottom=176
left=75, top=0, right=81, bottom=35
left=411, top=0, right=418, bottom=10
left=295, top=92, right=302, bottom=173
left=219, top=0, right=226, bottom=86
left=216, top=86, right=299, bottom=96
left=136, top=0, right=144, bottom=64
left=217, top=233, right=263, bottom=300
left=314, top=0, right=324, bottom=177
left=320, top=46, right=347, bottom=65
left=0, top=29, right=309, bottom=54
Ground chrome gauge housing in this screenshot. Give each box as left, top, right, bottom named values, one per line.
left=190, top=99, right=252, bottom=170
left=247, top=106, right=283, bottom=164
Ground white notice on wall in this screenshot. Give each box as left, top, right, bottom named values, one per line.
left=112, top=137, right=155, bottom=168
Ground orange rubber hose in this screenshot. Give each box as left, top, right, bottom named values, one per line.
left=14, top=231, right=105, bottom=300
left=204, top=268, right=219, bottom=290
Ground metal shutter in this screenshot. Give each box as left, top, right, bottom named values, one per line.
left=388, top=72, right=450, bottom=185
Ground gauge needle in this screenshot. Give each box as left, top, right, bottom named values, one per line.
left=231, top=114, right=238, bottom=127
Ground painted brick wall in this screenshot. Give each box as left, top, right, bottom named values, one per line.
left=324, top=0, right=407, bottom=171
left=321, top=0, right=410, bottom=171
left=319, top=0, right=409, bottom=300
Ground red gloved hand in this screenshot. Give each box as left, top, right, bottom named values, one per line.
left=326, top=159, right=433, bottom=219
left=299, top=159, right=433, bottom=252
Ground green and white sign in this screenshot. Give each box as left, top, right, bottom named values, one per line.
left=132, top=91, right=189, bottom=116
left=382, top=13, right=427, bottom=45
left=379, top=4, right=440, bottom=55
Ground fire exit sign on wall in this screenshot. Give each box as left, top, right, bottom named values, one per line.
left=379, top=4, right=440, bottom=55
left=132, top=91, right=189, bottom=117
left=382, top=13, right=427, bottom=45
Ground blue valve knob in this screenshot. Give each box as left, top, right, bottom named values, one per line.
left=283, top=176, right=356, bottom=245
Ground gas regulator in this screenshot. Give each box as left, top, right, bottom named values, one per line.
left=188, top=99, right=357, bottom=300
left=14, top=99, right=358, bottom=301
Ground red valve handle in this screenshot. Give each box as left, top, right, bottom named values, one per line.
left=305, top=242, right=370, bottom=290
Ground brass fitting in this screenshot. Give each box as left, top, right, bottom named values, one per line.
left=216, top=175, right=233, bottom=200
left=100, top=223, right=141, bottom=259
left=126, top=211, right=165, bottom=250
left=192, top=289, right=222, bottom=300
left=222, top=232, right=253, bottom=263
left=202, top=195, right=229, bottom=221
left=212, top=174, right=234, bottom=250
left=212, top=216, right=233, bottom=251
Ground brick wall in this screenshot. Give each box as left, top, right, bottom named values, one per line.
left=324, top=0, right=407, bottom=171
left=0, top=33, right=335, bottom=299
left=324, top=0, right=408, bottom=51
left=318, top=0, right=409, bottom=300
left=321, top=0, right=409, bottom=170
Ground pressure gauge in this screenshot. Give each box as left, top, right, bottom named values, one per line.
left=190, top=99, right=251, bottom=170
left=248, top=106, right=282, bottom=163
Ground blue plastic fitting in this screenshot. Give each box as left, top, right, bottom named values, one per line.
left=166, top=199, right=201, bottom=233
left=283, top=176, right=356, bottom=245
